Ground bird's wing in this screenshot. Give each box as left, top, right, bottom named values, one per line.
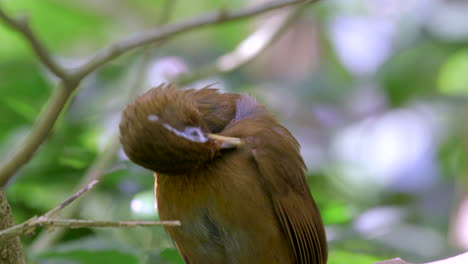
left=172, top=242, right=192, bottom=264
left=222, top=95, right=328, bottom=264
left=250, top=129, right=328, bottom=264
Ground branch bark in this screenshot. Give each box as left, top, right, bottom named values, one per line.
left=175, top=4, right=306, bottom=85
left=28, top=137, right=121, bottom=254
left=71, top=0, right=316, bottom=80
left=0, top=191, right=25, bottom=264
left=0, top=181, right=180, bottom=243
left=0, top=8, right=68, bottom=79
left=0, top=218, right=180, bottom=243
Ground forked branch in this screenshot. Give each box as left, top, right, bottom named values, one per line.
left=0, top=181, right=180, bottom=242
left=0, top=0, right=318, bottom=187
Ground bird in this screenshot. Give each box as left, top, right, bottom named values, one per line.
left=119, top=83, right=328, bottom=264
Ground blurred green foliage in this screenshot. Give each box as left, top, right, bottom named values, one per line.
left=438, top=49, right=468, bottom=96
left=1, top=0, right=467, bottom=264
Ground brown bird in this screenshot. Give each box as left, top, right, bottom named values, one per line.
left=119, top=84, right=327, bottom=264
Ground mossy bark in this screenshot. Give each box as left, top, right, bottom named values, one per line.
left=0, top=190, right=25, bottom=264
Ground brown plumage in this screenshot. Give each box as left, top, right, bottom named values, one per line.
left=119, top=84, right=328, bottom=264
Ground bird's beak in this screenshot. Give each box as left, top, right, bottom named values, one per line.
left=208, top=134, right=243, bottom=149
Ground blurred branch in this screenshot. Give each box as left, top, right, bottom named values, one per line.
left=0, top=0, right=320, bottom=260
left=175, top=5, right=306, bottom=85
left=72, top=0, right=316, bottom=80
left=44, top=180, right=100, bottom=219
left=375, top=258, right=411, bottom=264
left=23, top=219, right=179, bottom=230
left=375, top=252, right=468, bottom=264
left=1, top=218, right=180, bottom=243
left=29, top=135, right=121, bottom=253
left=0, top=0, right=318, bottom=188
left=29, top=0, right=176, bottom=252
left=0, top=180, right=99, bottom=242
left=0, top=181, right=179, bottom=243
left=375, top=258, right=415, bottom=264
left=0, top=8, right=68, bottom=80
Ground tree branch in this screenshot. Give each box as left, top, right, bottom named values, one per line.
left=72, top=0, right=315, bottom=80
left=175, top=5, right=306, bottom=85
left=29, top=1, right=177, bottom=252
left=0, top=8, right=68, bottom=80
left=0, top=191, right=25, bottom=264
left=375, top=252, right=468, bottom=264
left=29, top=134, right=120, bottom=253
left=44, top=180, right=100, bottom=219
left=0, top=180, right=180, bottom=242
left=30, top=219, right=180, bottom=229
left=0, top=0, right=319, bottom=188
left=0, top=218, right=180, bottom=243
left=0, top=180, right=98, bottom=241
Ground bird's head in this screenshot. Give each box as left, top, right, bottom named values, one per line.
left=119, top=84, right=241, bottom=174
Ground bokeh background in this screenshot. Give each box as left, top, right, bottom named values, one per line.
left=1, top=0, right=467, bottom=263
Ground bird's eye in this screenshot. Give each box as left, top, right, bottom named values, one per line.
left=184, top=127, right=208, bottom=143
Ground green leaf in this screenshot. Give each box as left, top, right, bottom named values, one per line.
left=379, top=43, right=453, bottom=105
left=0, top=25, right=31, bottom=60
left=7, top=183, right=72, bottom=212
left=1, top=0, right=108, bottom=59
left=438, top=49, right=468, bottom=95
left=321, top=202, right=353, bottom=224
left=0, top=63, right=50, bottom=141
left=159, top=248, right=185, bottom=264
left=2, top=96, right=38, bottom=122
left=328, top=250, right=381, bottom=264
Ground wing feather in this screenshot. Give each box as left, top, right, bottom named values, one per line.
left=253, top=144, right=328, bottom=264
left=222, top=95, right=328, bottom=264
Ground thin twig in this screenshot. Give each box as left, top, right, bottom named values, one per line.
left=34, top=219, right=180, bottom=229
left=0, top=8, right=68, bottom=80
left=29, top=1, right=177, bottom=252
left=0, top=218, right=180, bottom=243
left=29, top=136, right=120, bottom=253
left=0, top=180, right=181, bottom=242
left=175, top=5, right=306, bottom=85
left=0, top=180, right=99, bottom=241
left=72, top=0, right=314, bottom=80
left=45, top=180, right=99, bottom=219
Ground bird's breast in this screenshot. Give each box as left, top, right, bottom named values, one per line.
left=155, top=153, right=295, bottom=263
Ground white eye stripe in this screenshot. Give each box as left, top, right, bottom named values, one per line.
left=184, top=127, right=208, bottom=143
left=162, top=124, right=208, bottom=143
left=162, top=123, right=185, bottom=137
left=147, top=114, right=159, bottom=122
